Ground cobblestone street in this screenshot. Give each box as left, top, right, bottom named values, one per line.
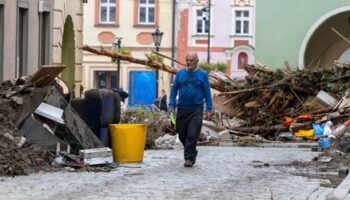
left=0, top=146, right=334, bottom=200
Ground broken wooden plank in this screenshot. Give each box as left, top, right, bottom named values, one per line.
left=202, top=121, right=226, bottom=132
left=29, top=65, right=65, bottom=87
left=212, top=95, right=237, bottom=117
left=15, top=88, right=48, bottom=127
left=244, top=100, right=261, bottom=108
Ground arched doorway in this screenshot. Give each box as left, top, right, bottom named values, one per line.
left=61, top=15, right=75, bottom=91
left=299, top=7, right=350, bottom=68
left=237, top=52, right=248, bottom=68
left=230, top=45, right=254, bottom=78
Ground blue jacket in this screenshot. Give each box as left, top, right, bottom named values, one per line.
left=169, top=67, right=212, bottom=112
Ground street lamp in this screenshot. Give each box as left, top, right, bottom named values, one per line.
left=152, top=28, right=163, bottom=99
left=201, top=0, right=211, bottom=64
left=112, top=37, right=122, bottom=89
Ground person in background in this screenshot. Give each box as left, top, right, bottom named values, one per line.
left=159, top=89, right=168, bottom=112
left=169, top=52, right=212, bottom=167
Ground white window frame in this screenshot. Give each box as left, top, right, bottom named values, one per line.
left=192, top=6, right=214, bottom=36
left=231, top=1, right=256, bottom=47
left=138, top=0, right=156, bottom=25
left=195, top=8, right=209, bottom=35
left=99, top=0, right=116, bottom=24
left=234, top=10, right=250, bottom=35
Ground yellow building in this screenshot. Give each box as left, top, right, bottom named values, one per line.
left=83, top=0, right=174, bottom=107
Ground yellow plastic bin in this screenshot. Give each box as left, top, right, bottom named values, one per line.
left=108, top=124, right=147, bottom=163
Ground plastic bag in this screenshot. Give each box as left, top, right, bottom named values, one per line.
left=318, top=137, right=333, bottom=148
left=312, top=123, right=325, bottom=136
left=322, top=121, right=333, bottom=136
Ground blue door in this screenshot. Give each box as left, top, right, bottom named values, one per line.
left=128, top=71, right=156, bottom=107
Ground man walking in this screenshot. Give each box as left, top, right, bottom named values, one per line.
left=169, top=52, right=212, bottom=167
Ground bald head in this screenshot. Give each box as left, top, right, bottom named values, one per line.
left=186, top=52, right=198, bottom=60
left=185, top=52, right=199, bottom=71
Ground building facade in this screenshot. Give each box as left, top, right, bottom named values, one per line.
left=176, top=0, right=256, bottom=78
left=83, top=0, right=174, bottom=107
left=0, top=0, right=84, bottom=96
left=255, top=0, right=350, bottom=69
left=52, top=0, right=84, bottom=96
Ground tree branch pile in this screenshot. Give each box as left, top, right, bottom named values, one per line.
left=216, top=62, right=350, bottom=135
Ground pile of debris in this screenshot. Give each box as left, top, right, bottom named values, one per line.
left=0, top=66, right=103, bottom=176
left=214, top=63, right=350, bottom=137
left=0, top=81, right=58, bottom=176
left=0, top=87, right=52, bottom=176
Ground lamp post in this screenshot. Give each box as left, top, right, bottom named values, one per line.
left=152, top=28, right=163, bottom=99
left=112, top=37, right=122, bottom=89
left=201, top=0, right=211, bottom=64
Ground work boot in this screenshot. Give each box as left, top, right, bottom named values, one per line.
left=184, top=160, right=193, bottom=167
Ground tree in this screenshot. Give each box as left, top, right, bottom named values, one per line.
left=198, top=62, right=226, bottom=73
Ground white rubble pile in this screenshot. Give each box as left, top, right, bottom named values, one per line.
left=200, top=125, right=232, bottom=142
left=154, top=134, right=182, bottom=149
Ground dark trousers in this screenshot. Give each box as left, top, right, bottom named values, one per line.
left=176, top=107, right=203, bottom=161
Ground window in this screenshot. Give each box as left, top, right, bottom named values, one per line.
left=39, top=12, right=50, bottom=67
left=94, top=71, right=118, bottom=89
left=138, top=0, right=155, bottom=24
left=195, top=9, right=209, bottom=34
left=0, top=5, right=3, bottom=81
left=235, top=10, right=249, bottom=35
left=100, top=0, right=116, bottom=24
left=17, top=7, right=28, bottom=77
left=237, top=52, right=248, bottom=68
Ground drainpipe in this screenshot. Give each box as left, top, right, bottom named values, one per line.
left=171, top=0, right=176, bottom=68
left=171, top=0, right=176, bottom=83
left=207, top=0, right=211, bottom=64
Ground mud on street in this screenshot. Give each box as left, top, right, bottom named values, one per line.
left=0, top=146, right=336, bottom=200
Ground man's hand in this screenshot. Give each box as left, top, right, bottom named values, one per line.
left=168, top=108, right=175, bottom=113
left=204, top=112, right=212, bottom=120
